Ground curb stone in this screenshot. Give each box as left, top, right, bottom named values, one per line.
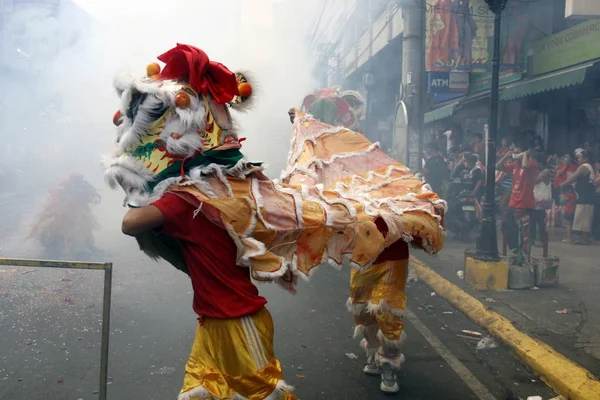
left=411, top=256, right=600, bottom=400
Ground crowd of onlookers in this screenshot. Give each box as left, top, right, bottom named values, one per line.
left=423, top=129, right=600, bottom=248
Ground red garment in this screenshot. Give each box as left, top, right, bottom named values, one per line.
left=554, top=163, right=577, bottom=188
left=373, top=218, right=409, bottom=262
left=152, top=193, right=267, bottom=319
left=504, top=160, right=537, bottom=209
left=565, top=192, right=577, bottom=214
left=158, top=44, right=239, bottom=104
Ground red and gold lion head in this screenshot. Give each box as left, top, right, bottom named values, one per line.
left=103, top=44, right=254, bottom=202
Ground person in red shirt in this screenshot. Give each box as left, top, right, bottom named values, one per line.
left=554, top=152, right=578, bottom=242
left=496, top=144, right=537, bottom=258
left=121, top=192, right=297, bottom=400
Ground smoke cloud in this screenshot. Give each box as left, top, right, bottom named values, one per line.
left=1, top=0, right=320, bottom=191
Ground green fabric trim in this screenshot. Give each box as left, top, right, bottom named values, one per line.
left=130, top=141, right=164, bottom=160
left=309, top=98, right=338, bottom=125
left=501, top=66, right=588, bottom=101
left=146, top=149, right=258, bottom=192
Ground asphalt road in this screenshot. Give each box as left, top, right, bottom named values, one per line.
left=0, top=190, right=557, bottom=400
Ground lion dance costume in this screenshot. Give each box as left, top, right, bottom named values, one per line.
left=286, top=87, right=439, bottom=391
left=29, top=173, right=100, bottom=259
left=103, top=44, right=445, bottom=399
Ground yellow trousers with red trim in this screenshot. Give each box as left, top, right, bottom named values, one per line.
left=179, top=308, right=296, bottom=400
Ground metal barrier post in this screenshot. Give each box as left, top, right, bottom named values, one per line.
left=100, top=263, right=112, bottom=400
left=0, top=258, right=113, bottom=400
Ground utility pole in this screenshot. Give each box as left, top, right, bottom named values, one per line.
left=475, top=0, right=508, bottom=262
left=401, top=0, right=425, bottom=172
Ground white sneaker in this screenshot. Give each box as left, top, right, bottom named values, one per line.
left=379, top=354, right=405, bottom=393
left=363, top=355, right=380, bottom=375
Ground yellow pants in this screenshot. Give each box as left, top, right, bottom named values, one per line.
left=179, top=308, right=296, bottom=400
left=347, top=259, right=408, bottom=359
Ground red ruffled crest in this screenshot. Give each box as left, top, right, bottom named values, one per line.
left=157, top=44, right=239, bottom=104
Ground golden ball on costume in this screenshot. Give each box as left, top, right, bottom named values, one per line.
left=146, top=62, right=161, bottom=76
left=150, top=74, right=160, bottom=81
left=175, top=92, right=191, bottom=108
left=238, top=82, right=252, bottom=98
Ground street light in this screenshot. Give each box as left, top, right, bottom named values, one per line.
left=362, top=69, right=376, bottom=139
left=475, top=0, right=509, bottom=261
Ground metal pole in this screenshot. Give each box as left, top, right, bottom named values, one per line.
left=366, top=90, right=371, bottom=139
left=99, top=263, right=113, bottom=400
left=476, top=0, right=506, bottom=261
left=418, top=0, right=427, bottom=172
left=401, top=0, right=424, bottom=172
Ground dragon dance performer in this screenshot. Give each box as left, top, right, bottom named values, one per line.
left=29, top=173, right=101, bottom=259
left=103, top=44, right=445, bottom=399
left=286, top=88, right=430, bottom=392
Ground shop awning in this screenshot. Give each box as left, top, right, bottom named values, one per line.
left=424, top=102, right=458, bottom=124
left=501, top=63, right=593, bottom=101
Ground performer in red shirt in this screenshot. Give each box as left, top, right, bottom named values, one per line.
left=104, top=44, right=445, bottom=399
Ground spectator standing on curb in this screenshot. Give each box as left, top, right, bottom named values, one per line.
left=496, top=143, right=537, bottom=256
left=555, top=152, right=578, bottom=242
left=423, top=143, right=450, bottom=198
left=561, top=149, right=595, bottom=245
left=532, top=157, right=552, bottom=247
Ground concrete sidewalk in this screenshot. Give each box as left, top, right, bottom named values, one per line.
left=416, top=234, right=600, bottom=378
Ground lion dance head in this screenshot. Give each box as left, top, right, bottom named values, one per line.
left=103, top=44, right=254, bottom=206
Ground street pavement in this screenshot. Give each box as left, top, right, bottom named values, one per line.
left=421, top=235, right=600, bottom=378
left=0, top=189, right=557, bottom=400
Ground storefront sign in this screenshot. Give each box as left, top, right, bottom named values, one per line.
left=425, top=0, right=532, bottom=73
left=470, top=70, right=522, bottom=93
left=428, top=71, right=470, bottom=93
left=532, top=19, right=600, bottom=76
left=433, top=92, right=465, bottom=104
left=566, top=0, right=600, bottom=19
left=449, top=72, right=470, bottom=92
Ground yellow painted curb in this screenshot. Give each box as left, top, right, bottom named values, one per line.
left=411, top=256, right=600, bottom=400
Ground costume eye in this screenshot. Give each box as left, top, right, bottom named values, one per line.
left=175, top=92, right=191, bottom=108
left=126, top=92, right=147, bottom=120
left=126, top=92, right=168, bottom=122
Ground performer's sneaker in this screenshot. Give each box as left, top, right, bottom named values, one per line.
left=363, top=355, right=380, bottom=375
left=379, top=354, right=405, bottom=393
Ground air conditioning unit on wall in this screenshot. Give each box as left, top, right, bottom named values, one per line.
left=566, top=0, right=600, bottom=18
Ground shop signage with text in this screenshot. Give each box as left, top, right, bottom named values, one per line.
left=532, top=19, right=600, bottom=76
left=428, top=72, right=470, bottom=93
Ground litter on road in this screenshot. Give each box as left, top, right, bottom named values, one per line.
left=476, top=336, right=498, bottom=351
left=461, top=330, right=482, bottom=337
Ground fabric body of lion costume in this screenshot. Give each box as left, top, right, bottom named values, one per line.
left=285, top=88, right=446, bottom=387
left=103, top=44, right=445, bottom=399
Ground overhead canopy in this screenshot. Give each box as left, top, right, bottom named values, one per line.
left=424, top=102, right=458, bottom=124
left=501, top=63, right=593, bottom=101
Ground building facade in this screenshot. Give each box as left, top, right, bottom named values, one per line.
left=424, top=0, right=600, bottom=160
left=311, top=0, right=405, bottom=154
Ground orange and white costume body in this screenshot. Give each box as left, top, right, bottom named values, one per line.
left=284, top=88, right=443, bottom=374
left=103, top=44, right=445, bottom=399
